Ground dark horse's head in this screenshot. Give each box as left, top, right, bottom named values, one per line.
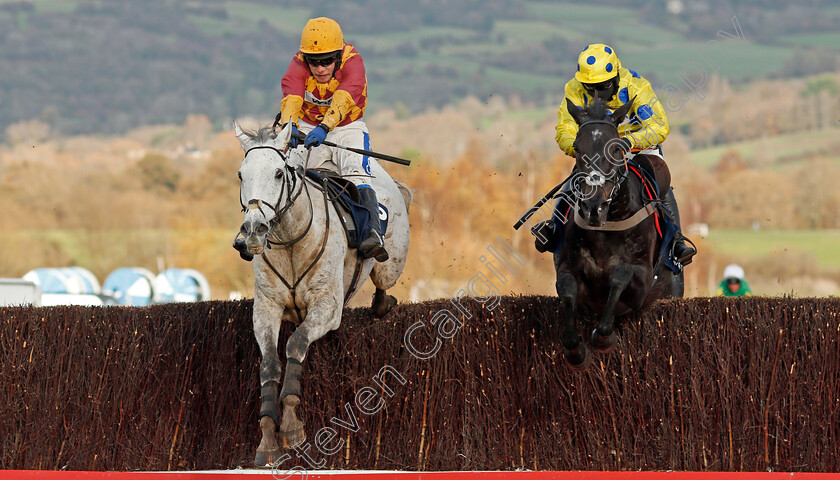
left=566, top=96, right=635, bottom=227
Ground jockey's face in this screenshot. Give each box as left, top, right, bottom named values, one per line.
left=583, top=76, right=618, bottom=102
left=305, top=53, right=338, bottom=83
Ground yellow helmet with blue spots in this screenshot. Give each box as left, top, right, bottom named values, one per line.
left=575, top=43, right=621, bottom=84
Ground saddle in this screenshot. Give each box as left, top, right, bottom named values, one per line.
left=304, top=169, right=388, bottom=249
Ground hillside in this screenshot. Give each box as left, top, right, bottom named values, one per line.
left=1, top=0, right=840, bottom=135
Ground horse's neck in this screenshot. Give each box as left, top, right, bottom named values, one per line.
left=608, top=175, right=645, bottom=221
left=270, top=181, right=320, bottom=246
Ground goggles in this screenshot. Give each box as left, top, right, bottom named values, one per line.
left=305, top=54, right=338, bottom=67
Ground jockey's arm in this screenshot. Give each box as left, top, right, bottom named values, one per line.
left=279, top=55, right=309, bottom=126
left=555, top=81, right=586, bottom=157
left=623, top=77, right=670, bottom=150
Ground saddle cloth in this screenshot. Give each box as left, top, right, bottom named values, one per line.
left=305, top=169, right=388, bottom=249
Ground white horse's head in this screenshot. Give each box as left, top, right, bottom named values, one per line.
left=234, top=122, right=297, bottom=255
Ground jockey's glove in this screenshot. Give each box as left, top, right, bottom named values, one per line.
left=304, top=124, right=329, bottom=149
left=618, top=137, right=632, bottom=154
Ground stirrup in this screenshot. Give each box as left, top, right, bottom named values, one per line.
left=531, top=221, right=556, bottom=253
left=673, top=235, right=696, bottom=266
left=360, top=231, right=389, bottom=262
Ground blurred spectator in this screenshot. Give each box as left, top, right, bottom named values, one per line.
left=716, top=264, right=752, bottom=297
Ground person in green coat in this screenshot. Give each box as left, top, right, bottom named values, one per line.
left=716, top=264, right=752, bottom=297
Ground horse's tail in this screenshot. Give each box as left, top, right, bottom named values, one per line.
left=394, top=179, right=413, bottom=214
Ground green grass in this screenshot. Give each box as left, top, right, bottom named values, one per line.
left=525, top=2, right=630, bottom=23
left=0, top=0, right=78, bottom=13
left=224, top=3, right=311, bottom=36
left=352, top=26, right=476, bottom=51
left=688, top=127, right=840, bottom=168
left=705, top=229, right=840, bottom=270
left=622, top=41, right=793, bottom=85
left=781, top=32, right=840, bottom=49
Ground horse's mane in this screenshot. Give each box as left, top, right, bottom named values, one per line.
left=583, top=97, right=611, bottom=121
left=240, top=125, right=277, bottom=145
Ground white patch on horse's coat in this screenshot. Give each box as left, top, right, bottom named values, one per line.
left=591, top=130, right=602, bottom=141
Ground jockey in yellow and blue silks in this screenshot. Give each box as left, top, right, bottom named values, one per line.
left=533, top=43, right=696, bottom=266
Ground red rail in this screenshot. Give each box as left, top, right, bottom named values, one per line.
left=3, top=471, right=839, bottom=480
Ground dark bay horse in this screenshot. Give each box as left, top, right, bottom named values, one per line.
left=555, top=97, right=683, bottom=370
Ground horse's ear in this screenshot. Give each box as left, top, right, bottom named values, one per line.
left=566, top=98, right=585, bottom=125
left=233, top=121, right=253, bottom=151
left=611, top=96, right=635, bottom=125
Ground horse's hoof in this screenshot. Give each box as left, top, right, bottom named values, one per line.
left=255, top=416, right=281, bottom=467
left=279, top=394, right=306, bottom=449
left=254, top=448, right=283, bottom=468
left=373, top=294, right=397, bottom=318
left=590, top=328, right=618, bottom=353
left=564, top=345, right=593, bottom=371
left=280, top=426, right=306, bottom=450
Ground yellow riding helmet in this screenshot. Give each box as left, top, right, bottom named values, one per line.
left=575, top=44, right=621, bottom=84
left=300, top=17, right=345, bottom=55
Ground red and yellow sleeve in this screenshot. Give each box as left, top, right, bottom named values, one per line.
left=279, top=54, right=309, bottom=125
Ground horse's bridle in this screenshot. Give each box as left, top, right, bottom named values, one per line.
left=576, top=119, right=629, bottom=204
left=237, top=144, right=334, bottom=316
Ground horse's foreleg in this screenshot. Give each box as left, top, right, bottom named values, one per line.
left=253, top=299, right=283, bottom=467
left=591, top=263, right=635, bottom=353
left=556, top=270, right=591, bottom=371
left=278, top=296, right=340, bottom=450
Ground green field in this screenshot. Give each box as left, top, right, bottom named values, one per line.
left=688, top=127, right=840, bottom=168
left=782, top=32, right=840, bottom=49
left=704, top=229, right=840, bottom=270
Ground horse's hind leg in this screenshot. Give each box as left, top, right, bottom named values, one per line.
left=370, top=240, right=407, bottom=318
left=253, top=297, right=283, bottom=466
left=556, top=270, right=591, bottom=370
left=591, top=264, right=635, bottom=353
left=372, top=288, right=397, bottom=317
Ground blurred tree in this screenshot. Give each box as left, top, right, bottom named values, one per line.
left=135, top=153, right=180, bottom=193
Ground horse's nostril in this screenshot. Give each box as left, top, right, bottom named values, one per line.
left=240, top=224, right=249, bottom=235
left=256, top=223, right=269, bottom=235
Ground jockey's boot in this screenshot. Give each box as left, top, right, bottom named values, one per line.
left=663, top=187, right=696, bottom=266
left=532, top=179, right=575, bottom=253
left=358, top=186, right=389, bottom=262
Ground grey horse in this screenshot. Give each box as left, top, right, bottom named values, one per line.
left=234, top=123, right=411, bottom=466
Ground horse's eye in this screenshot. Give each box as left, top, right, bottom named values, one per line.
left=237, top=171, right=242, bottom=180
left=275, top=168, right=283, bottom=179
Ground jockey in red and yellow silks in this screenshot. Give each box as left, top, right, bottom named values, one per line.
left=278, top=44, right=367, bottom=132
left=533, top=43, right=696, bottom=266
left=275, top=17, right=387, bottom=262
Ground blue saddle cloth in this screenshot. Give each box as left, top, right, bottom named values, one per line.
left=305, top=169, right=388, bottom=249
